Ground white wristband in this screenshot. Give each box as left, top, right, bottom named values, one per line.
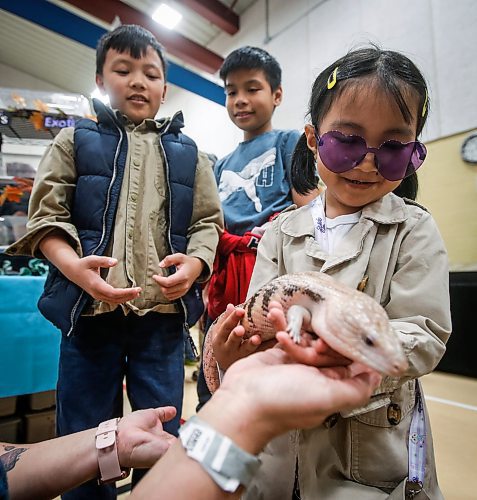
left=179, top=415, right=261, bottom=492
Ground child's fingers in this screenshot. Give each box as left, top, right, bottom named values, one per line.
left=155, top=280, right=188, bottom=300
left=153, top=273, right=181, bottom=288
left=268, top=300, right=283, bottom=311
left=159, top=254, right=184, bottom=268
left=211, top=310, right=244, bottom=360
left=313, top=338, right=330, bottom=353
left=101, top=289, right=141, bottom=303
left=83, top=255, right=118, bottom=269
left=276, top=331, right=319, bottom=364
left=248, top=334, right=262, bottom=346
left=93, top=284, right=142, bottom=303
left=215, top=306, right=245, bottom=341
left=161, top=290, right=185, bottom=301
left=267, top=305, right=288, bottom=332
left=224, top=325, right=246, bottom=348
left=237, top=338, right=262, bottom=356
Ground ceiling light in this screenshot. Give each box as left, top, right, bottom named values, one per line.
left=90, top=88, right=110, bottom=105
left=152, top=3, right=182, bottom=30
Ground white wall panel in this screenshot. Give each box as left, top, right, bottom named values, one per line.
left=209, top=0, right=477, bottom=142
left=431, top=0, right=477, bottom=137
left=159, top=87, right=242, bottom=159
left=0, top=63, right=63, bottom=93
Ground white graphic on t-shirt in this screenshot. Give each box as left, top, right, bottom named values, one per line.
left=218, top=148, right=276, bottom=212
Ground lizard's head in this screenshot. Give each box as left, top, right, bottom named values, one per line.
left=315, top=292, right=408, bottom=377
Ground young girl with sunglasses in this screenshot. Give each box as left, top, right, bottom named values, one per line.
left=211, top=46, right=451, bottom=499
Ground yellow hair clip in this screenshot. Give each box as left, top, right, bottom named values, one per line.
left=327, top=67, right=338, bottom=90
left=422, top=89, right=428, bottom=117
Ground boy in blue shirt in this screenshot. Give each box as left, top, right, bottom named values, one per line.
left=8, top=25, right=223, bottom=498
left=197, top=46, right=319, bottom=408
left=216, top=46, right=308, bottom=239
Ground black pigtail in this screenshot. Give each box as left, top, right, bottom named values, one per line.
left=393, top=172, right=418, bottom=200
left=291, top=133, right=319, bottom=195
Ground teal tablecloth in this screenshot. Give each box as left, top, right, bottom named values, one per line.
left=0, top=276, right=60, bottom=397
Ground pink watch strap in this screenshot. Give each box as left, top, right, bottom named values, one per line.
left=96, top=418, right=129, bottom=484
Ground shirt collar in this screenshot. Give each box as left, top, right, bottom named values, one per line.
left=281, top=193, right=409, bottom=238
left=113, top=109, right=170, bottom=132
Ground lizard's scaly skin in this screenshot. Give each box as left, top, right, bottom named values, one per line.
left=203, top=272, right=408, bottom=393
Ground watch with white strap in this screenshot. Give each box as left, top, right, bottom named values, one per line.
left=95, top=418, right=130, bottom=485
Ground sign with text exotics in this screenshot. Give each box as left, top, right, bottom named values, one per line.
left=43, top=115, right=76, bottom=128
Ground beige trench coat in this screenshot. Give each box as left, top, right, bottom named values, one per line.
left=243, top=193, right=451, bottom=500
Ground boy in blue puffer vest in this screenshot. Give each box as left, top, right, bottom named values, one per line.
left=7, top=24, right=223, bottom=499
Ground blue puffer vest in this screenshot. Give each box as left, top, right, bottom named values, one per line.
left=38, top=99, right=204, bottom=336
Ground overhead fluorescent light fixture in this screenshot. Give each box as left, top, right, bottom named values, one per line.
left=152, top=3, right=182, bottom=30
left=90, top=88, right=110, bottom=105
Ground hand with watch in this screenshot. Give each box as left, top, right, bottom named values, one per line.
left=96, top=407, right=177, bottom=484
left=1, top=406, right=177, bottom=500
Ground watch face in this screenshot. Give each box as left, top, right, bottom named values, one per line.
left=461, top=133, right=477, bottom=164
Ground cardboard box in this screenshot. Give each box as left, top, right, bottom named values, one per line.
left=0, top=396, right=17, bottom=417
left=28, top=390, right=56, bottom=411
left=24, top=409, right=56, bottom=443
left=0, top=416, right=21, bottom=442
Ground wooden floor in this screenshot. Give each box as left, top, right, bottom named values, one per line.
left=420, top=371, right=477, bottom=500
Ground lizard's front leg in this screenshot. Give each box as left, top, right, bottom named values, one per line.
left=286, top=305, right=312, bottom=343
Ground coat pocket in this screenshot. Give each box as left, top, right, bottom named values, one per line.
left=349, top=380, right=416, bottom=489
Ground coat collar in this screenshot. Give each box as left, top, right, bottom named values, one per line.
left=281, top=192, right=409, bottom=239
left=91, top=98, right=184, bottom=134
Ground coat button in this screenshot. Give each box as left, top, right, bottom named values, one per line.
left=357, top=275, right=369, bottom=292
left=323, top=413, right=339, bottom=428
left=387, top=403, right=401, bottom=425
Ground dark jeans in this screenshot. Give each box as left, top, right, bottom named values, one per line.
left=57, top=309, right=185, bottom=499
left=196, top=314, right=214, bottom=412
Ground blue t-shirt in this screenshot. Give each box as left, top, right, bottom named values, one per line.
left=214, top=129, right=300, bottom=235
left=0, top=460, right=8, bottom=500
